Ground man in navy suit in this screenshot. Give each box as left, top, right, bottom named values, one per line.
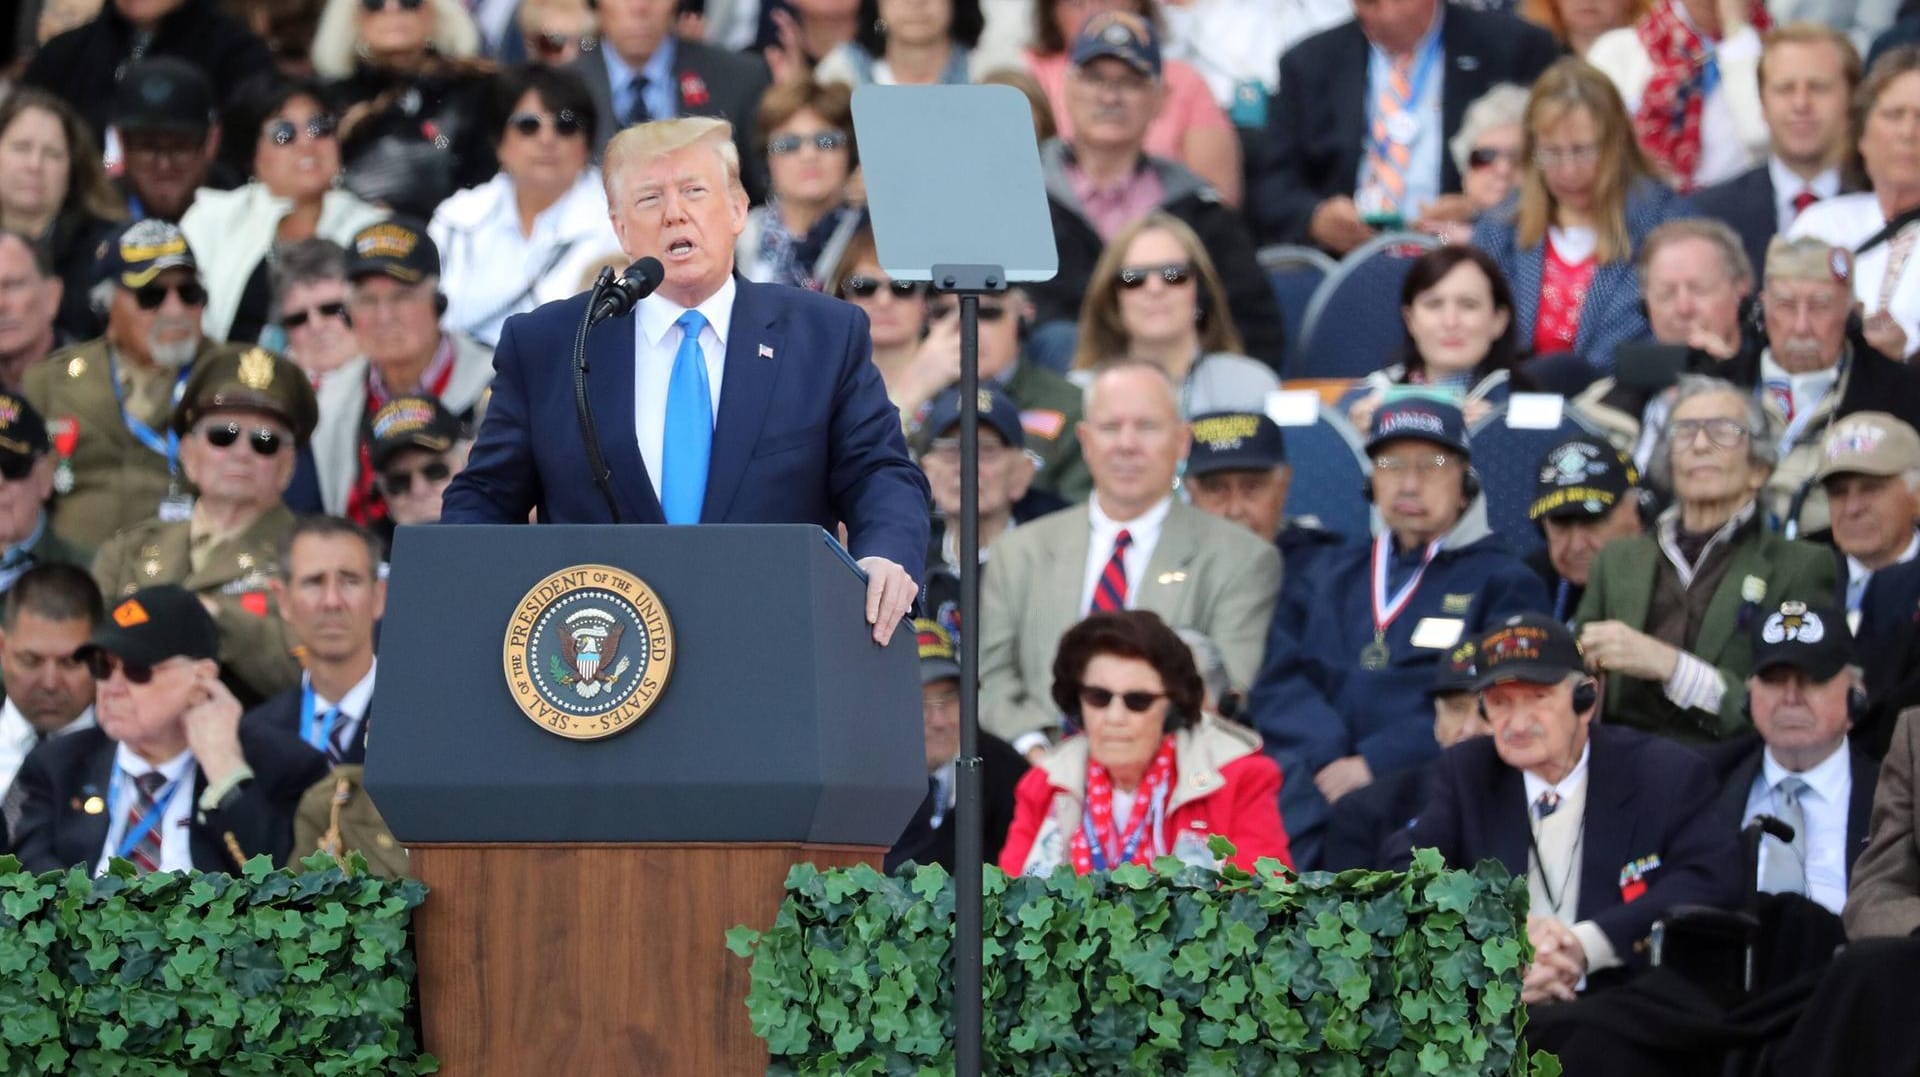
left=440, top=117, right=929, bottom=645
left=1388, top=613, right=1741, bottom=1003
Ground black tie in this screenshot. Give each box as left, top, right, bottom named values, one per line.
left=626, top=76, right=652, bottom=128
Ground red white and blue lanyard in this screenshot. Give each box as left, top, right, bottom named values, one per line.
left=1081, top=780, right=1170, bottom=872
left=1371, top=534, right=1446, bottom=641
left=107, top=351, right=191, bottom=474
left=108, top=764, right=187, bottom=860
left=1365, top=31, right=1443, bottom=164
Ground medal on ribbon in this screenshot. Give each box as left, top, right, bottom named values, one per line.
left=1365, top=533, right=1445, bottom=671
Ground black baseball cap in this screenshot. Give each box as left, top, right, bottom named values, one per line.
left=1752, top=601, right=1853, bottom=682
left=1187, top=411, right=1285, bottom=477
left=1471, top=613, right=1585, bottom=690
left=1367, top=397, right=1471, bottom=458
left=370, top=395, right=463, bottom=470
left=96, top=219, right=198, bottom=289
left=111, top=58, right=215, bottom=135
left=77, top=586, right=220, bottom=668
left=915, top=386, right=1026, bottom=452
left=0, top=391, right=51, bottom=471
left=1430, top=639, right=1479, bottom=697
left=915, top=618, right=961, bottom=685
left=1530, top=436, right=1640, bottom=522
left=347, top=219, right=440, bottom=284
left=1071, top=10, right=1162, bottom=78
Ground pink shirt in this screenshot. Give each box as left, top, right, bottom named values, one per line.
left=1065, top=156, right=1167, bottom=240
left=1027, top=51, right=1233, bottom=166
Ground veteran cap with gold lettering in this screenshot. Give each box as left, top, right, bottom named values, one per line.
left=171, top=347, right=320, bottom=446
left=1187, top=410, right=1284, bottom=476
left=0, top=391, right=51, bottom=474
left=347, top=218, right=441, bottom=284
left=370, top=394, right=462, bottom=470
left=96, top=219, right=198, bottom=290
left=1530, top=435, right=1639, bottom=521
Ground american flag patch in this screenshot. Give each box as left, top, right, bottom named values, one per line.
left=758, top=344, right=774, bottom=359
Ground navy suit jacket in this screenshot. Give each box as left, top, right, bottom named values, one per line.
left=1388, top=724, right=1742, bottom=967
left=1858, top=556, right=1920, bottom=760
left=241, top=687, right=369, bottom=767
left=440, top=280, right=931, bottom=583
left=1706, top=734, right=1878, bottom=886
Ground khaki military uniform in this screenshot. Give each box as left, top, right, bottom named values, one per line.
left=293, top=765, right=410, bottom=879
left=1763, top=358, right=1851, bottom=537
left=1000, top=362, right=1091, bottom=501
left=23, top=337, right=251, bottom=555
left=91, top=503, right=300, bottom=706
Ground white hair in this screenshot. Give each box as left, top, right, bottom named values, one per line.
left=1447, top=83, right=1530, bottom=177
left=309, top=0, right=482, bottom=80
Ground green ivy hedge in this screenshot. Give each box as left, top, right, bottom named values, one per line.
left=0, top=852, right=436, bottom=1076
left=728, top=843, right=1563, bottom=1076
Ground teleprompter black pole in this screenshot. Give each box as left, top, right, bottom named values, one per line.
left=936, top=262, right=1005, bottom=1077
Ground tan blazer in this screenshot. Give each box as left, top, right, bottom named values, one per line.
left=979, top=501, right=1282, bottom=741
left=1847, top=706, right=1920, bottom=939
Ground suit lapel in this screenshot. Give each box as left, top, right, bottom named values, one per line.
left=1486, top=766, right=1531, bottom=882
left=1716, top=745, right=1763, bottom=825
left=67, top=737, right=116, bottom=871
left=1578, top=734, right=1637, bottom=920
left=1333, top=28, right=1371, bottom=194
left=1610, top=539, right=1660, bottom=641
left=702, top=280, right=781, bottom=522
left=1847, top=751, right=1877, bottom=882
left=1696, top=538, right=1771, bottom=666
left=1439, top=14, right=1478, bottom=193
left=584, top=316, right=664, bottom=523
left=1139, top=506, right=1200, bottom=622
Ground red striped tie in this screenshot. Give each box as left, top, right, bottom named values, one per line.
left=1091, top=530, right=1133, bottom=614
left=125, top=772, right=167, bottom=874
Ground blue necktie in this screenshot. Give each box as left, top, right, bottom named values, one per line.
left=661, top=309, right=712, bottom=524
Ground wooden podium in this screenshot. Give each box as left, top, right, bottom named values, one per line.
left=367, top=526, right=926, bottom=1075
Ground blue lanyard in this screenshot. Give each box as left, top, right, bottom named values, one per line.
left=1081, top=779, right=1168, bottom=872
left=106, top=351, right=190, bottom=473
left=108, top=766, right=186, bottom=860
left=1367, top=32, right=1442, bottom=158
left=300, top=683, right=341, bottom=752
left=1553, top=579, right=1573, bottom=624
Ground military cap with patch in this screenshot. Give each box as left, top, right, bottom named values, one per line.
left=96, top=219, right=198, bottom=290
left=1071, top=10, right=1161, bottom=78
left=1752, top=600, right=1853, bottom=683
left=1367, top=396, right=1471, bottom=458
left=370, top=395, right=463, bottom=471
left=1430, top=639, right=1479, bottom=697
left=1187, top=411, right=1285, bottom=477
left=347, top=218, right=441, bottom=284
left=915, top=618, right=962, bottom=685
left=1530, top=435, right=1640, bottom=521
left=0, top=391, right=51, bottom=475
left=1471, top=613, right=1586, bottom=690
left=77, top=585, right=220, bottom=668
left=171, top=347, right=320, bottom=447
left=915, top=385, right=1026, bottom=452
left=1816, top=412, right=1920, bottom=482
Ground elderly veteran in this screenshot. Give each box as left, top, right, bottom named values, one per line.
left=1814, top=413, right=1920, bottom=618
left=1577, top=375, right=1835, bottom=743
left=90, top=348, right=318, bottom=708
left=1527, top=436, right=1648, bottom=625
left=1183, top=409, right=1343, bottom=585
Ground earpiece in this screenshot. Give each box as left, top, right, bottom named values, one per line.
left=435, top=292, right=449, bottom=317
left=1462, top=467, right=1482, bottom=503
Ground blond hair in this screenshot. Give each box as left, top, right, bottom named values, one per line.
left=1516, top=59, right=1647, bottom=263
left=1072, top=213, right=1243, bottom=371
left=603, top=117, right=743, bottom=204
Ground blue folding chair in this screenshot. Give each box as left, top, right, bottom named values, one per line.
left=1467, top=406, right=1606, bottom=559
left=1259, top=245, right=1336, bottom=366
left=1294, top=232, right=1441, bottom=380
left=1279, top=407, right=1372, bottom=543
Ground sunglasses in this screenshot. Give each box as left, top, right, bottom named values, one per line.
left=85, top=651, right=169, bottom=684
left=768, top=130, right=847, bottom=155
left=380, top=459, right=451, bottom=496
left=927, top=302, right=1008, bottom=322
left=1078, top=685, right=1166, bottom=713
left=1467, top=146, right=1518, bottom=170
left=842, top=276, right=921, bottom=300
left=359, top=0, right=425, bottom=11
left=532, top=31, right=594, bottom=58
left=132, top=281, right=208, bottom=310
left=282, top=301, right=347, bottom=329
left=264, top=114, right=337, bottom=147
left=508, top=110, right=584, bottom=138
left=203, top=421, right=285, bottom=456
left=1117, top=262, right=1194, bottom=289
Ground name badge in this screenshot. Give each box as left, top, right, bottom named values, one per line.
left=1386, top=111, right=1420, bottom=146
left=1408, top=617, right=1464, bottom=650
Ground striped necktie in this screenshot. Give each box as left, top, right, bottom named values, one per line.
left=125, top=771, right=168, bottom=875
left=1364, top=56, right=1414, bottom=213
left=1090, top=530, right=1133, bottom=614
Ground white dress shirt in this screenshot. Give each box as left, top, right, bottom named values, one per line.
left=0, top=700, right=95, bottom=803
left=96, top=745, right=196, bottom=876
left=1769, top=158, right=1842, bottom=236
left=1078, top=494, right=1174, bottom=615
left=1743, top=738, right=1853, bottom=916
left=633, top=277, right=735, bottom=503
left=1521, top=743, right=1623, bottom=980
left=305, top=660, right=378, bottom=754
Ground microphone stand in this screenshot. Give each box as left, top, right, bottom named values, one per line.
left=576, top=268, right=623, bottom=523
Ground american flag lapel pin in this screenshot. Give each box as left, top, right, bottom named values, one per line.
left=758, top=343, right=775, bottom=360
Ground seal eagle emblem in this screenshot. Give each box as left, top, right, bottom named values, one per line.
left=503, top=564, right=674, bottom=739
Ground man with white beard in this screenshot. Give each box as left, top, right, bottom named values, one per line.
left=23, top=221, right=261, bottom=554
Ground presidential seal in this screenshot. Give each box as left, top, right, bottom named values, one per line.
left=503, top=565, right=674, bottom=739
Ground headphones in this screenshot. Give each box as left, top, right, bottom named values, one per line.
left=1739, top=679, right=1867, bottom=727
left=1477, top=677, right=1599, bottom=720
left=1363, top=465, right=1481, bottom=504
left=435, top=291, right=449, bottom=318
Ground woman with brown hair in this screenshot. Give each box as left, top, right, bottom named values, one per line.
left=1473, top=58, right=1692, bottom=374
left=1071, top=212, right=1276, bottom=417
left=0, top=89, right=125, bottom=341
left=739, top=80, right=864, bottom=290
left=826, top=226, right=928, bottom=404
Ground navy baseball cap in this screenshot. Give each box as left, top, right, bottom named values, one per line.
left=917, top=386, right=1026, bottom=451
left=1471, top=614, right=1585, bottom=691
left=1752, top=601, right=1853, bottom=683
left=1430, top=640, right=1479, bottom=697
left=96, top=219, right=197, bottom=289
left=1530, top=435, right=1640, bottom=522
left=1071, top=11, right=1161, bottom=79
left=1187, top=411, right=1285, bottom=476
left=1367, top=397, right=1471, bottom=458
left=347, top=218, right=441, bottom=284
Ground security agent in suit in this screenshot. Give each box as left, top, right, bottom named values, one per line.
left=569, top=0, right=772, bottom=202
left=1707, top=600, right=1878, bottom=918
left=440, top=117, right=929, bottom=645
left=1252, top=0, right=1560, bottom=252
left=1387, top=614, right=1743, bottom=1002
left=8, top=585, right=328, bottom=875
left=886, top=620, right=1026, bottom=874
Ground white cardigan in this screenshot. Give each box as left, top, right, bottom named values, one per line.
left=179, top=184, right=388, bottom=343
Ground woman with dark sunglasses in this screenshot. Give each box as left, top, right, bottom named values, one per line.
left=998, top=609, right=1293, bottom=875
left=428, top=65, right=619, bottom=348
left=825, top=227, right=928, bottom=403
left=1069, top=213, right=1276, bottom=418
left=737, top=80, right=865, bottom=290
left=180, top=80, right=388, bottom=348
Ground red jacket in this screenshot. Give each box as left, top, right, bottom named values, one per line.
left=997, top=718, right=1293, bottom=875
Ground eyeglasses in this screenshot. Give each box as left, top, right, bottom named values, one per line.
left=923, top=691, right=959, bottom=715
left=282, top=301, right=347, bottom=329
left=1073, top=70, right=1153, bottom=96
left=381, top=459, right=451, bottom=496
left=264, top=114, right=337, bottom=146
left=508, top=110, right=585, bottom=138
left=85, top=651, right=170, bottom=684
left=1372, top=453, right=1458, bottom=474
left=1078, top=685, right=1166, bottom=713
left=1532, top=143, right=1601, bottom=169
left=0, top=455, right=36, bottom=481
left=1118, top=262, right=1194, bottom=289
left=1669, top=417, right=1751, bottom=448
left=768, top=130, right=848, bottom=155
left=927, top=302, right=1008, bottom=322
left=1468, top=146, right=1518, bottom=170
left=359, top=0, right=425, bottom=11
left=531, top=31, right=595, bottom=58
left=841, top=275, right=921, bottom=300
left=203, top=421, right=285, bottom=456
left=132, top=281, right=208, bottom=310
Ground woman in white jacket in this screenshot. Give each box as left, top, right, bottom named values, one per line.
left=180, top=80, right=389, bottom=345
left=428, top=65, right=621, bottom=348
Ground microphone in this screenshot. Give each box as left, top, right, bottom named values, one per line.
left=588, top=258, right=666, bottom=324
left=1748, top=814, right=1796, bottom=845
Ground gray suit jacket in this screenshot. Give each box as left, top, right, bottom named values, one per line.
left=1847, top=706, right=1920, bottom=939
left=979, top=501, right=1283, bottom=741
left=569, top=39, right=771, bottom=203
